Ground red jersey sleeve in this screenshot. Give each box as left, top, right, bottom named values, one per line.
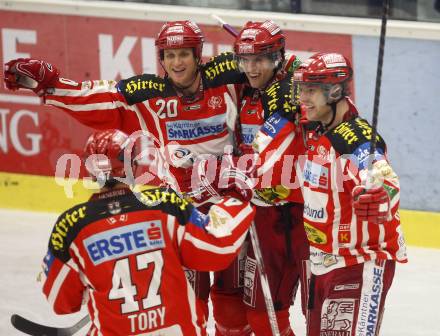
left=41, top=250, right=85, bottom=314
left=178, top=197, right=255, bottom=271
left=43, top=77, right=136, bottom=131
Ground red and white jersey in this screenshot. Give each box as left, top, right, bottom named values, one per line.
left=297, top=100, right=407, bottom=275
left=238, top=53, right=302, bottom=154
left=238, top=86, right=264, bottom=154
left=244, top=71, right=305, bottom=205
left=41, top=187, right=254, bottom=336
left=44, top=53, right=246, bottom=185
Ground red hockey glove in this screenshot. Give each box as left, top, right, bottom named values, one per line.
left=216, top=150, right=256, bottom=202
left=184, top=155, right=221, bottom=205
left=186, top=151, right=256, bottom=204
left=218, top=171, right=254, bottom=202
left=4, top=58, right=59, bottom=96
left=352, top=185, right=390, bottom=224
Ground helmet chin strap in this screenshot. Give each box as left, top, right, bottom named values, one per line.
left=320, top=84, right=343, bottom=131
left=324, top=101, right=338, bottom=129
left=318, top=99, right=341, bottom=133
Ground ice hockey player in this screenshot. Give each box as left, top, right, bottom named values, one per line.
left=2, top=19, right=308, bottom=335
left=292, top=52, right=407, bottom=335
left=40, top=128, right=255, bottom=336
left=2, top=20, right=246, bottom=189
left=211, top=20, right=309, bottom=336
left=3, top=19, right=246, bottom=323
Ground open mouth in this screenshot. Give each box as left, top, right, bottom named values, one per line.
left=247, top=73, right=260, bottom=79
left=172, top=68, right=186, bottom=75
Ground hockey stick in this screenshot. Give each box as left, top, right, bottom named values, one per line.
left=211, top=14, right=238, bottom=38
left=211, top=13, right=281, bottom=336
left=367, top=0, right=390, bottom=176
left=11, top=314, right=89, bottom=336
left=248, top=223, right=280, bottom=336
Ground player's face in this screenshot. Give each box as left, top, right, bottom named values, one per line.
left=162, top=48, right=198, bottom=88
left=238, top=54, right=275, bottom=90
left=299, top=84, right=332, bottom=123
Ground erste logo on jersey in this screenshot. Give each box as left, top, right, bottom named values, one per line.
left=241, top=124, right=261, bottom=145
left=84, top=221, right=165, bottom=265
left=303, top=160, right=329, bottom=189
left=166, top=115, right=225, bottom=140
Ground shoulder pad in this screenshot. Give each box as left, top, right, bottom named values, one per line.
left=49, top=202, right=91, bottom=260
left=137, top=188, right=194, bottom=225
left=202, top=52, right=246, bottom=86
left=117, top=74, right=175, bottom=105
left=261, top=73, right=300, bottom=119
left=326, top=118, right=387, bottom=168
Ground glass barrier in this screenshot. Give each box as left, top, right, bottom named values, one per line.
left=118, top=0, right=440, bottom=23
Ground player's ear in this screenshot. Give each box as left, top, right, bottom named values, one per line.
left=328, top=84, right=342, bottom=103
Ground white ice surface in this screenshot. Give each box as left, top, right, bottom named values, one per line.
left=1, top=208, right=439, bottom=335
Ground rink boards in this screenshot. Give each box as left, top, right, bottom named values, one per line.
left=0, top=0, right=439, bottom=249
left=0, top=171, right=438, bottom=249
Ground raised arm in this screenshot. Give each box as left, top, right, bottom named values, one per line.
left=4, top=58, right=134, bottom=130
left=178, top=196, right=255, bottom=271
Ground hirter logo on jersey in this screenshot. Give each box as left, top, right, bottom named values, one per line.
left=208, top=95, right=223, bottom=109
left=84, top=221, right=165, bottom=265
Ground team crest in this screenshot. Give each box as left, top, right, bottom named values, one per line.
left=107, top=201, right=121, bottom=215
left=317, top=145, right=330, bottom=161
left=208, top=96, right=223, bottom=109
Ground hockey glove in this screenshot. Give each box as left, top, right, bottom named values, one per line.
left=186, top=151, right=256, bottom=204
left=184, top=154, right=221, bottom=205
left=352, top=185, right=390, bottom=224
left=217, top=166, right=255, bottom=202
left=4, top=58, right=59, bottom=96
left=205, top=199, right=250, bottom=238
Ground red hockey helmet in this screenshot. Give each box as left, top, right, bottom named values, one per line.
left=293, top=52, right=353, bottom=85
left=83, top=129, right=137, bottom=183
left=155, top=20, right=204, bottom=59
left=234, top=20, right=285, bottom=56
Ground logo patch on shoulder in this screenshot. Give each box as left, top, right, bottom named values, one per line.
left=261, top=112, right=288, bottom=137
left=351, top=142, right=384, bottom=170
